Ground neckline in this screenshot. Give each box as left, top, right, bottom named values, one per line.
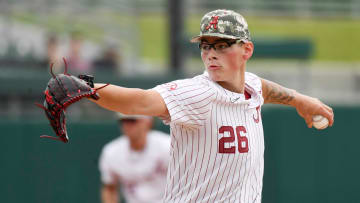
left=202, top=71, right=251, bottom=100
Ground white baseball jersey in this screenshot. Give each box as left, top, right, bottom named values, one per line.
left=99, top=131, right=171, bottom=203
left=153, top=71, right=264, bottom=203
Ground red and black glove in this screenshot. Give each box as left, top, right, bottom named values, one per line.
left=36, top=58, right=108, bottom=143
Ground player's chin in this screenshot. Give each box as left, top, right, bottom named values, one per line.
left=208, top=73, right=221, bottom=82
left=207, top=69, right=221, bottom=77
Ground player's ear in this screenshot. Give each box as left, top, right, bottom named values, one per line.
left=242, top=41, right=254, bottom=60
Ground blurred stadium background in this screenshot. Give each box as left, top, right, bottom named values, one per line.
left=0, top=0, right=359, bottom=202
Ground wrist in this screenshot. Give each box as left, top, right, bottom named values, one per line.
left=289, top=90, right=305, bottom=108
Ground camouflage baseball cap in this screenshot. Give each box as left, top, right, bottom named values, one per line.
left=190, top=9, right=251, bottom=43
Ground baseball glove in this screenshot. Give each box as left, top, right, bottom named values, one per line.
left=36, top=58, right=109, bottom=143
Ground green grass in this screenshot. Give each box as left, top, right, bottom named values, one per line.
left=249, top=16, right=360, bottom=61
left=187, top=15, right=360, bottom=62
left=137, top=14, right=169, bottom=61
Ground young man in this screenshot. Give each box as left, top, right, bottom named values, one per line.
left=92, top=9, right=334, bottom=203
left=99, top=114, right=170, bottom=203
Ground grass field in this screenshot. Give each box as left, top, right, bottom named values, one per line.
left=143, top=14, right=360, bottom=62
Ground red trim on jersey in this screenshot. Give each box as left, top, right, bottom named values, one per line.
left=245, top=90, right=251, bottom=100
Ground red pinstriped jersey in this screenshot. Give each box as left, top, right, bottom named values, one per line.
left=154, top=71, right=264, bottom=203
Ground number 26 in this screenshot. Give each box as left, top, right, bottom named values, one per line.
left=218, top=126, right=249, bottom=154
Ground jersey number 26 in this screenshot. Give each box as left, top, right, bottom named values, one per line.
left=218, top=126, right=249, bottom=154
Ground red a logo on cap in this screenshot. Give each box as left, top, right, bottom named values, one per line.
left=206, top=16, right=219, bottom=30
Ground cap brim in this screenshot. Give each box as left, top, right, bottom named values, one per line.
left=190, top=33, right=239, bottom=43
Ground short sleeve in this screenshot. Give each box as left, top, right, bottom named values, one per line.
left=245, top=72, right=264, bottom=108
left=98, top=147, right=117, bottom=185
left=153, top=77, right=216, bottom=128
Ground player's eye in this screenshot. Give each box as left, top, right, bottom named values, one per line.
left=214, top=42, right=230, bottom=50
left=199, top=44, right=212, bottom=51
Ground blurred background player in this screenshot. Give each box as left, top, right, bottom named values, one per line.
left=41, top=33, right=60, bottom=69
left=98, top=113, right=170, bottom=203
left=66, top=31, right=92, bottom=74
left=92, top=44, right=121, bottom=74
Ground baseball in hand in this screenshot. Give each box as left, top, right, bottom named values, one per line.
left=312, top=115, right=329, bottom=130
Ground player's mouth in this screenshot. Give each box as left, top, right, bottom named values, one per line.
left=207, top=65, right=221, bottom=70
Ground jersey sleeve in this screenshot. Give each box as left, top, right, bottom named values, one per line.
left=98, top=147, right=117, bottom=185
left=153, top=77, right=216, bottom=128
left=245, top=72, right=264, bottom=108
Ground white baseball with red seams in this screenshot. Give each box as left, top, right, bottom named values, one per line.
left=154, top=71, right=264, bottom=203
left=312, top=115, right=329, bottom=130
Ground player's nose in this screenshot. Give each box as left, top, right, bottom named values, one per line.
left=207, top=48, right=218, bottom=60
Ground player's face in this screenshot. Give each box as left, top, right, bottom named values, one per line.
left=200, top=37, right=253, bottom=88
left=120, top=118, right=150, bottom=140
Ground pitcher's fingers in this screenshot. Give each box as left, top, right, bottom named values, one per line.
left=319, top=106, right=334, bottom=127
left=324, top=107, right=334, bottom=127
left=306, top=117, right=313, bottom=128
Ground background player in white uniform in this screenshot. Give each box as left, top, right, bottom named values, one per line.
left=99, top=113, right=170, bottom=203
left=89, top=9, right=334, bottom=203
